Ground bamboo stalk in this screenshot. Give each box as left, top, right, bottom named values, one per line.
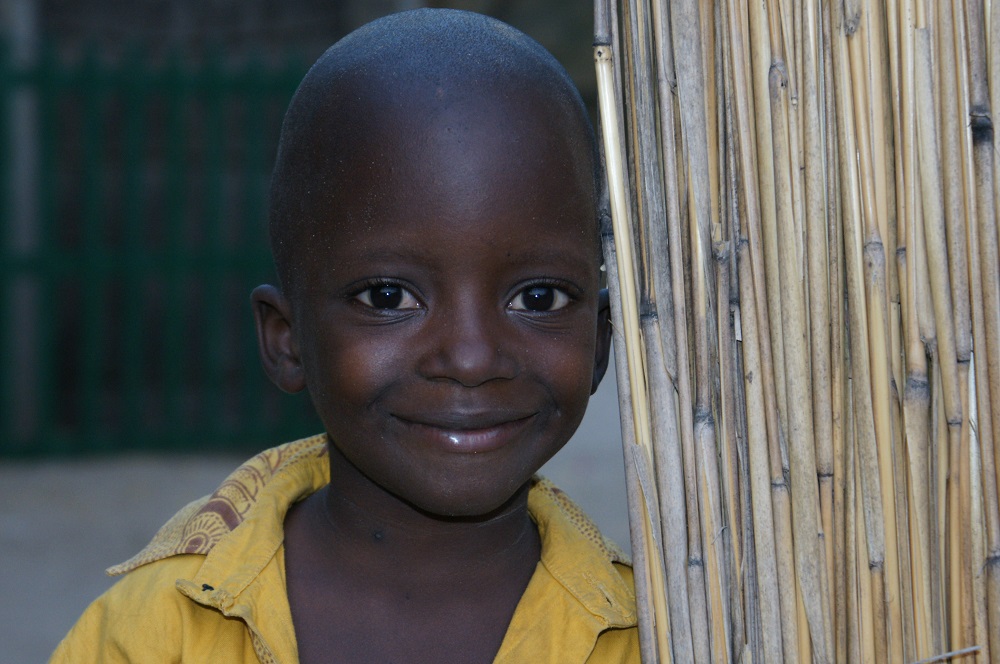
left=846, top=8, right=906, bottom=661
left=670, top=0, right=732, bottom=658
left=616, top=0, right=673, bottom=570
left=716, top=25, right=747, bottom=653
left=984, top=0, right=1000, bottom=557
left=868, top=1, right=905, bottom=413
left=939, top=0, right=974, bottom=374
left=768, top=59, right=832, bottom=662
left=845, top=393, right=863, bottom=662
left=801, top=3, right=837, bottom=648
left=866, top=10, right=917, bottom=658
left=746, top=0, right=791, bottom=466
left=714, top=221, right=745, bottom=663
left=831, top=6, right=892, bottom=660
left=840, top=433, right=860, bottom=659
left=901, top=183, right=936, bottom=661
left=727, top=9, right=786, bottom=660
left=820, top=3, right=850, bottom=659
left=603, top=215, right=663, bottom=664
left=646, top=2, right=711, bottom=659
left=594, top=16, right=672, bottom=659
left=644, top=312, right=693, bottom=663
left=967, top=363, right=994, bottom=664
left=962, top=4, right=1000, bottom=657
left=947, top=4, right=986, bottom=656
left=965, top=0, right=1000, bottom=572
left=893, top=3, right=936, bottom=658
left=628, top=5, right=699, bottom=656
left=856, top=431, right=880, bottom=664
left=914, top=27, right=971, bottom=654
left=741, top=7, right=802, bottom=664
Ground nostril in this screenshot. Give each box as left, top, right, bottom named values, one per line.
left=419, top=336, right=518, bottom=386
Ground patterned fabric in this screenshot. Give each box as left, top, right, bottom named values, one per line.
left=110, top=434, right=628, bottom=576
left=533, top=479, right=629, bottom=566
left=109, top=435, right=328, bottom=574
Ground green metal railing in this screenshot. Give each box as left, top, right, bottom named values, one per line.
left=1, top=44, right=321, bottom=456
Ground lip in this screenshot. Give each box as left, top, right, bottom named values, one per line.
left=393, top=412, right=537, bottom=454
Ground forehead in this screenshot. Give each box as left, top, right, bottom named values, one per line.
left=302, top=81, right=599, bottom=261
left=269, top=11, right=605, bottom=293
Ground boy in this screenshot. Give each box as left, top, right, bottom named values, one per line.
left=52, top=9, right=639, bottom=663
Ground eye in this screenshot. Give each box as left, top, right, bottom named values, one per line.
left=509, top=285, right=571, bottom=312
left=354, top=282, right=420, bottom=310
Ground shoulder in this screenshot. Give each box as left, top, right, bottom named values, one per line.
left=51, top=553, right=273, bottom=663
left=499, top=478, right=639, bottom=663
left=528, top=477, right=630, bottom=566
left=110, top=435, right=329, bottom=575
left=528, top=478, right=636, bottom=624
left=50, top=555, right=204, bottom=663
left=51, top=435, right=331, bottom=664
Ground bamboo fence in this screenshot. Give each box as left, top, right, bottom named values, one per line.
left=594, top=0, right=1000, bottom=661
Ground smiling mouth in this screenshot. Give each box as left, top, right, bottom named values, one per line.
left=394, top=413, right=536, bottom=454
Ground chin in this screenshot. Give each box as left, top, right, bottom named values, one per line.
left=405, top=478, right=532, bottom=521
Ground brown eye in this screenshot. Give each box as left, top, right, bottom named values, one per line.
left=509, top=286, right=570, bottom=312
left=355, top=283, right=419, bottom=310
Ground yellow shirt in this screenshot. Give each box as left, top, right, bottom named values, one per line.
left=51, top=435, right=640, bottom=663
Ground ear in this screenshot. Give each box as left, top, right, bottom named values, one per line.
left=591, top=288, right=612, bottom=395
left=251, top=285, right=306, bottom=394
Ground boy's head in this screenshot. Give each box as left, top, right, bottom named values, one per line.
left=253, top=8, right=612, bottom=518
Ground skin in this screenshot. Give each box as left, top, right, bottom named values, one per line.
left=251, top=39, right=611, bottom=664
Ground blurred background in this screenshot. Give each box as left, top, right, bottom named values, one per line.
left=0, top=1, right=626, bottom=660
left=0, top=0, right=597, bottom=457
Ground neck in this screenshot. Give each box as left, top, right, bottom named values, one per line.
left=310, top=448, right=541, bottom=586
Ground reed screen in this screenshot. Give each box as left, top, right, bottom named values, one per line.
left=594, top=0, right=1000, bottom=661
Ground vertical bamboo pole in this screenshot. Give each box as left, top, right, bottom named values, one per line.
left=986, top=0, right=1000, bottom=548
left=631, top=2, right=699, bottom=657
left=768, top=58, right=832, bottom=662
left=742, top=5, right=802, bottom=662
left=746, top=0, right=791, bottom=466
left=963, top=6, right=1000, bottom=658
left=670, top=0, right=732, bottom=658
left=915, top=27, right=971, bottom=655
left=845, top=6, right=907, bottom=661
left=595, top=4, right=671, bottom=657
left=647, top=2, right=711, bottom=659
left=832, top=5, right=891, bottom=659
left=845, top=396, right=864, bottom=662
left=715, top=11, right=748, bottom=654
left=801, top=4, right=837, bottom=648
left=727, top=6, right=785, bottom=660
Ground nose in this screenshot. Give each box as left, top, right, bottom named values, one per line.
left=416, top=298, right=519, bottom=387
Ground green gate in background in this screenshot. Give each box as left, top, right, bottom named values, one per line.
left=0, top=43, right=321, bottom=456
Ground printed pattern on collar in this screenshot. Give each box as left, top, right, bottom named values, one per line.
left=107, top=435, right=630, bottom=578
left=109, top=435, right=328, bottom=575
left=529, top=479, right=630, bottom=567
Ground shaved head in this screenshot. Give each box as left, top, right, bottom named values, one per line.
left=268, top=9, right=599, bottom=296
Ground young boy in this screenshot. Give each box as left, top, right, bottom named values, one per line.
left=52, top=9, right=639, bottom=663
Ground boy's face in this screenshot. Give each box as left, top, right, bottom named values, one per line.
left=256, top=88, right=610, bottom=518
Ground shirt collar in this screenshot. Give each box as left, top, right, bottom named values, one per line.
left=110, top=436, right=636, bottom=663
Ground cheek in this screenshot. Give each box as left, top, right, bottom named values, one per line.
left=531, top=330, right=597, bottom=410
left=302, top=327, right=405, bottom=410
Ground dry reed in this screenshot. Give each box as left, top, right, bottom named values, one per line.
left=594, top=0, right=1000, bottom=660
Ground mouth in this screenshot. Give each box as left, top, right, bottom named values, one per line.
left=393, top=412, right=537, bottom=454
